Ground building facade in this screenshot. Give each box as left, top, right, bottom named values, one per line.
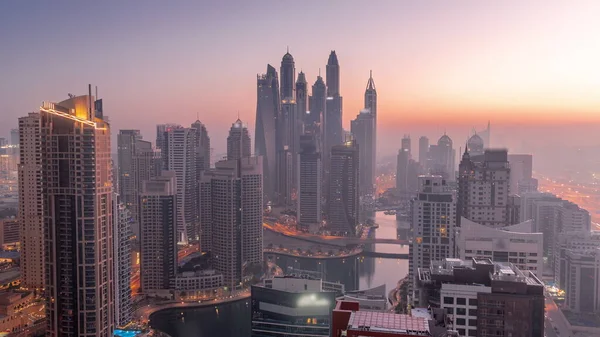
left=328, top=140, right=359, bottom=235
left=255, top=65, right=280, bottom=203
left=200, top=157, right=263, bottom=287
left=113, top=200, right=132, bottom=327
left=251, top=276, right=337, bottom=337
left=161, top=126, right=197, bottom=243
left=409, top=176, right=456, bottom=304
left=297, top=134, right=322, bottom=232
left=227, top=119, right=251, bottom=161
left=457, top=149, right=511, bottom=227
left=17, top=112, right=44, bottom=289
left=139, top=172, right=178, bottom=292
left=350, top=110, right=375, bottom=197
left=456, top=218, right=544, bottom=276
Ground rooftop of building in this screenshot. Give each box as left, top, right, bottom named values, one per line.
left=347, top=311, right=429, bottom=335
left=418, top=257, right=544, bottom=290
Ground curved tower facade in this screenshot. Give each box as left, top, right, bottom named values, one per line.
left=255, top=65, right=280, bottom=202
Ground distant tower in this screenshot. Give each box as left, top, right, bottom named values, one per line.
left=201, top=157, right=263, bottom=287
left=297, top=134, right=322, bottom=232
left=418, top=136, right=429, bottom=168
left=191, top=120, right=211, bottom=171
left=324, top=51, right=343, bottom=186
left=40, top=92, right=115, bottom=336
left=364, top=71, right=377, bottom=170
left=227, top=118, right=251, bottom=161
left=140, top=172, right=178, bottom=292
left=467, top=133, right=484, bottom=156
left=278, top=99, right=300, bottom=206
left=350, top=110, right=375, bottom=197
left=428, top=135, right=455, bottom=180
left=328, top=140, right=359, bottom=236
left=308, top=75, right=326, bottom=127
left=255, top=65, right=280, bottom=202
left=280, top=49, right=296, bottom=100
left=296, top=71, right=308, bottom=125
left=18, top=112, right=44, bottom=289
left=401, top=135, right=411, bottom=155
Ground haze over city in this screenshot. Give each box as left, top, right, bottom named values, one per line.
left=3, top=2, right=600, bottom=337
left=2, top=1, right=600, bottom=169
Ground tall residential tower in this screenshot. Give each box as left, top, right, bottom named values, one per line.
left=40, top=92, right=115, bottom=337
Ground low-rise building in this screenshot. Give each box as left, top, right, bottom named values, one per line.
left=175, top=270, right=223, bottom=291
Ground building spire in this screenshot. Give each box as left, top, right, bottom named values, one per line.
left=366, top=70, right=376, bottom=91
left=287, top=46, right=289, bottom=53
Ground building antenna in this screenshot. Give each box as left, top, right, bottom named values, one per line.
left=196, top=111, right=199, bottom=121
left=319, top=68, right=321, bottom=77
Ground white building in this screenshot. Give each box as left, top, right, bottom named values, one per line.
left=17, top=112, right=44, bottom=289
left=456, top=217, right=544, bottom=276
left=410, top=175, right=456, bottom=304
left=162, top=126, right=197, bottom=243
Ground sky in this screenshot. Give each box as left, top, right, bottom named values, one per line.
left=2, top=0, right=600, bottom=161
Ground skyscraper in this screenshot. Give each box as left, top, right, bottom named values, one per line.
left=324, top=51, right=343, bottom=174
left=409, top=176, right=456, bottom=306
left=227, top=118, right=251, bottom=161
left=307, top=75, right=326, bottom=127
left=275, top=146, right=293, bottom=206
left=350, top=110, right=375, bottom=197
left=364, top=71, right=377, bottom=185
left=162, top=126, right=197, bottom=243
left=328, top=140, right=359, bottom=235
left=418, top=136, right=429, bottom=168
left=457, top=149, right=511, bottom=227
left=428, top=135, right=455, bottom=180
left=191, top=120, right=211, bottom=171
left=18, top=112, right=44, bottom=289
left=255, top=65, right=280, bottom=202
left=507, top=154, right=533, bottom=195
left=467, top=133, right=484, bottom=156
left=296, top=71, right=308, bottom=125
left=114, top=199, right=133, bottom=327
left=117, top=130, right=142, bottom=209
left=139, top=172, right=177, bottom=292
left=129, top=139, right=160, bottom=237
left=280, top=49, right=296, bottom=100
left=297, top=134, right=322, bottom=232
left=396, top=136, right=420, bottom=195
left=40, top=91, right=114, bottom=336
left=201, top=157, right=263, bottom=287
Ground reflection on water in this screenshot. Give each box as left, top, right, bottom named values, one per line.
left=149, top=212, right=409, bottom=337
left=150, top=299, right=251, bottom=337
left=359, top=212, right=409, bottom=293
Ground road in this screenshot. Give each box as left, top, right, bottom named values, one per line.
left=263, top=222, right=409, bottom=245
left=545, top=297, right=572, bottom=337
left=538, top=176, right=600, bottom=224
